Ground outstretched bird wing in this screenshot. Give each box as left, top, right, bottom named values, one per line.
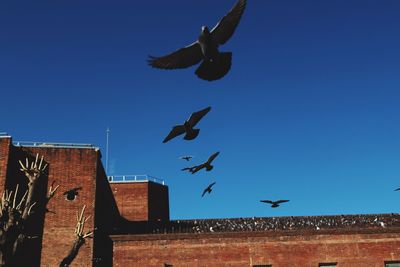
left=201, top=188, right=209, bottom=197
left=148, top=42, right=203, bottom=69
left=210, top=0, right=247, bottom=45
left=260, top=200, right=274, bottom=204
left=275, top=200, right=289, bottom=204
left=208, top=182, right=216, bottom=188
left=207, top=151, right=220, bottom=164
left=187, top=106, right=211, bottom=127
left=163, top=125, right=186, bottom=143
left=182, top=166, right=197, bottom=172
left=191, top=163, right=205, bottom=174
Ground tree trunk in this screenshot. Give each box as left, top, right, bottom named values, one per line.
left=59, top=237, right=85, bottom=267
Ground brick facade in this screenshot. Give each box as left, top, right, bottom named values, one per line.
left=0, top=138, right=120, bottom=266
left=111, top=229, right=400, bottom=267
left=1, top=135, right=400, bottom=267
left=0, top=136, right=11, bottom=190
left=110, top=181, right=169, bottom=222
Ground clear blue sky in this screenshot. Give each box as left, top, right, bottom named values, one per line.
left=1, top=0, right=400, bottom=219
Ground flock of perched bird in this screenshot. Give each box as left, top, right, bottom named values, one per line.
left=149, top=0, right=288, bottom=208
left=147, top=214, right=397, bottom=234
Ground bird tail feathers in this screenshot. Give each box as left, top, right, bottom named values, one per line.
left=195, top=52, right=232, bottom=81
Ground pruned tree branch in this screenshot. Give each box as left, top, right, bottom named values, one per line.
left=19, top=154, right=48, bottom=220
left=59, top=205, right=93, bottom=267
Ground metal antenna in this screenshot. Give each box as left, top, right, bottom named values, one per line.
left=106, top=128, right=110, bottom=174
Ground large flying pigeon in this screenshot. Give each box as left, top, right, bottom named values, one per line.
left=148, top=0, right=247, bottom=81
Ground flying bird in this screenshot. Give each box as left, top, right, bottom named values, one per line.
left=202, top=182, right=216, bottom=197
left=180, top=155, right=193, bottom=161
left=163, top=107, right=211, bottom=143
left=63, top=187, right=82, bottom=201
left=148, top=0, right=247, bottom=81
left=260, top=200, right=289, bottom=208
left=183, top=151, right=220, bottom=174
left=395, top=187, right=400, bottom=191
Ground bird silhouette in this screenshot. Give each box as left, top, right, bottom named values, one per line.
left=148, top=0, right=247, bottom=81
left=163, top=107, right=211, bottom=143
left=183, top=151, right=220, bottom=174
left=63, top=187, right=82, bottom=201
left=260, top=200, right=289, bottom=208
left=202, top=182, right=216, bottom=197
left=180, top=155, right=193, bottom=161
left=395, top=187, right=400, bottom=191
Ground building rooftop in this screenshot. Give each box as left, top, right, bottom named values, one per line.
left=116, top=213, right=400, bottom=235
left=108, top=174, right=165, bottom=185
left=12, top=141, right=98, bottom=149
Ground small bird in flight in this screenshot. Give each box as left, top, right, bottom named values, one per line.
left=395, top=187, right=400, bottom=191
left=182, top=151, right=220, bottom=174
left=148, top=0, right=247, bottom=81
left=260, top=200, right=289, bottom=208
left=163, top=107, right=211, bottom=143
left=180, top=155, right=194, bottom=161
left=202, top=182, right=216, bottom=197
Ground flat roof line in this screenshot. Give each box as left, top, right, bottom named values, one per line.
left=108, top=174, right=165, bottom=185
left=13, top=141, right=98, bottom=149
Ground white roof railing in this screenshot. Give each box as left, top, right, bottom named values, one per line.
left=13, top=141, right=97, bottom=149
left=108, top=174, right=165, bottom=185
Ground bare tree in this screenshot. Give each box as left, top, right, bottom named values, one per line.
left=0, top=154, right=93, bottom=267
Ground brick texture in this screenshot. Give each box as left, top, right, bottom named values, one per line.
left=111, top=230, right=400, bottom=267
left=3, top=136, right=400, bottom=267
left=0, top=136, right=11, bottom=190
left=110, top=181, right=169, bottom=222
left=18, top=146, right=99, bottom=267
left=1, top=142, right=117, bottom=267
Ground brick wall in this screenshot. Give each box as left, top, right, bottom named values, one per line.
left=111, top=229, right=400, bottom=267
left=110, top=181, right=169, bottom=222
left=0, top=136, right=11, bottom=190
left=24, top=146, right=99, bottom=267
left=2, top=144, right=100, bottom=266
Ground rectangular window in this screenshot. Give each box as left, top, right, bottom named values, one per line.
left=319, top=263, right=336, bottom=267
left=386, top=262, right=400, bottom=267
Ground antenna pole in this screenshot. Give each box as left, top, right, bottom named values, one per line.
left=106, top=128, right=110, bottom=174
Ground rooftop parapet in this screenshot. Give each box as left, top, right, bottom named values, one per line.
left=0, top=133, right=10, bottom=138
left=12, top=141, right=98, bottom=150
left=108, top=174, right=165, bottom=185
left=117, top=213, right=400, bottom=235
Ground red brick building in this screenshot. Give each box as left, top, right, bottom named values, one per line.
left=1, top=134, right=400, bottom=267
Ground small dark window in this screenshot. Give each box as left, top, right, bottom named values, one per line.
left=386, top=262, right=400, bottom=267
left=63, top=187, right=82, bottom=201
left=319, top=263, right=337, bottom=267
left=164, top=264, right=173, bottom=267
